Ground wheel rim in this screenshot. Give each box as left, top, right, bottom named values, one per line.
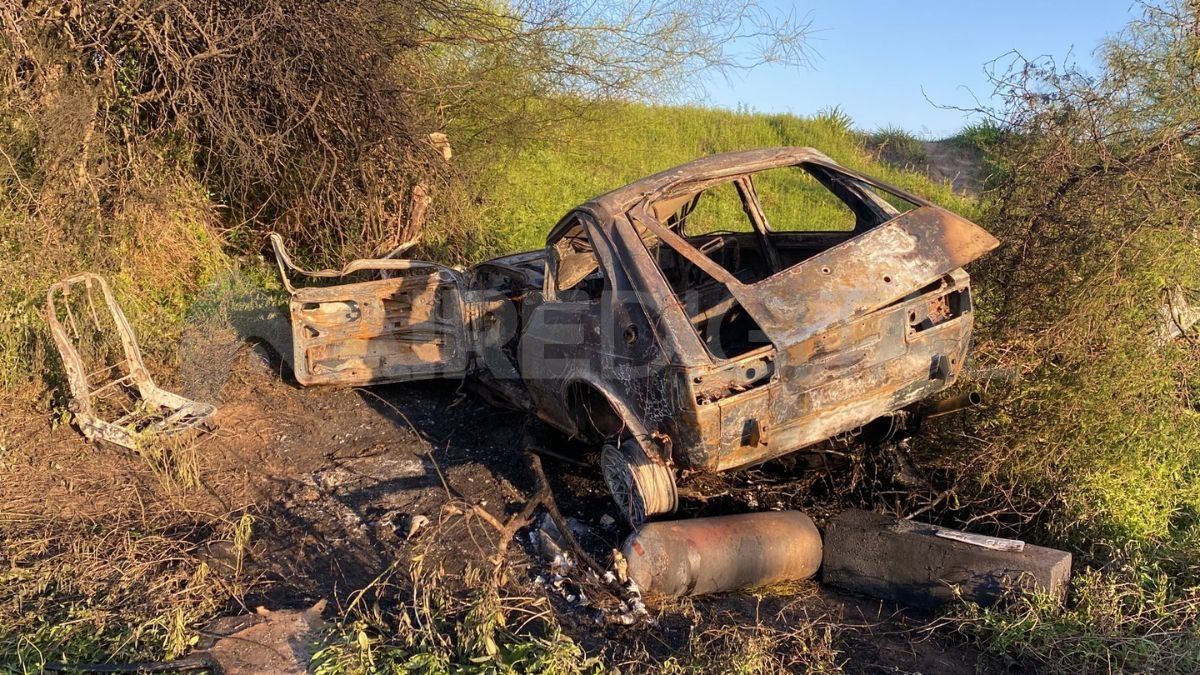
left=601, top=443, right=646, bottom=526
left=601, top=439, right=677, bottom=527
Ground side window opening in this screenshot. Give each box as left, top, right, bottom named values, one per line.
left=642, top=186, right=773, bottom=358
left=748, top=164, right=922, bottom=272
left=671, top=181, right=755, bottom=236
left=751, top=163, right=918, bottom=234
left=653, top=181, right=772, bottom=286
left=551, top=217, right=604, bottom=302
left=750, top=165, right=860, bottom=232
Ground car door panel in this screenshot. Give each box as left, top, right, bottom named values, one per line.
left=271, top=234, right=469, bottom=386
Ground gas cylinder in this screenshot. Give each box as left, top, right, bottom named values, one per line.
left=622, top=511, right=822, bottom=597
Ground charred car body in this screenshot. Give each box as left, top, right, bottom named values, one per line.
left=273, top=148, right=999, bottom=525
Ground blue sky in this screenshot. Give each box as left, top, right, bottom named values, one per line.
left=703, top=0, right=1138, bottom=137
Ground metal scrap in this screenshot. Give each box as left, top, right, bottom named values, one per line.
left=934, top=529, right=1025, bottom=552
left=46, top=273, right=216, bottom=449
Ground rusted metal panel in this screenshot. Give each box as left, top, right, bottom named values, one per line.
left=289, top=275, right=469, bottom=385
left=46, top=273, right=216, bottom=448
left=708, top=275, right=977, bottom=471
left=270, top=233, right=470, bottom=386
left=717, top=384, right=773, bottom=465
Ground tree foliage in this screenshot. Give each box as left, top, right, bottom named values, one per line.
left=1, top=0, right=811, bottom=261
left=963, top=0, right=1200, bottom=536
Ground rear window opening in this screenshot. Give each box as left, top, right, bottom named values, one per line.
left=640, top=161, right=927, bottom=361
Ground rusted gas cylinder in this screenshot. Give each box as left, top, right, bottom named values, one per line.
left=622, top=511, right=822, bottom=597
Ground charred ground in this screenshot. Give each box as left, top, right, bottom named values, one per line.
left=2, top=327, right=1014, bottom=672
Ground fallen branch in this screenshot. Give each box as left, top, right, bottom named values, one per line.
left=421, top=425, right=607, bottom=578
left=525, top=452, right=607, bottom=576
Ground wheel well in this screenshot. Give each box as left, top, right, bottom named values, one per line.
left=565, top=382, right=626, bottom=443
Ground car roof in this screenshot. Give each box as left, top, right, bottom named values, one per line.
left=590, top=147, right=832, bottom=209
left=547, top=147, right=930, bottom=243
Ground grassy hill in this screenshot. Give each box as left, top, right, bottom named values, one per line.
left=468, top=103, right=976, bottom=255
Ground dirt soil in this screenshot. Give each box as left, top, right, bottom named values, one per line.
left=920, top=141, right=984, bottom=195
left=874, top=140, right=984, bottom=196
left=4, top=338, right=1023, bottom=673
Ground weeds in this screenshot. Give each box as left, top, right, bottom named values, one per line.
left=918, top=1, right=1200, bottom=669
left=944, top=120, right=1005, bottom=154
left=310, top=556, right=602, bottom=675
left=947, top=565, right=1200, bottom=672
left=222, top=512, right=255, bottom=583
left=812, top=105, right=855, bottom=136
left=133, top=433, right=204, bottom=492
left=864, top=125, right=928, bottom=168
left=0, top=515, right=226, bottom=668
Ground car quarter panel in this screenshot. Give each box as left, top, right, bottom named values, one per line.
left=631, top=203, right=996, bottom=472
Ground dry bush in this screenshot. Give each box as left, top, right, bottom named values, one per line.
left=916, top=2, right=1200, bottom=669
left=937, top=0, right=1200, bottom=543
left=0, top=13, right=228, bottom=387
left=2, top=0, right=446, bottom=262
left=3, top=0, right=814, bottom=264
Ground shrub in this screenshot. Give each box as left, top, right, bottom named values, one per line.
left=926, top=1, right=1200, bottom=668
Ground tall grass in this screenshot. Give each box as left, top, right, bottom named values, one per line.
left=465, top=103, right=974, bottom=256
left=864, top=125, right=928, bottom=168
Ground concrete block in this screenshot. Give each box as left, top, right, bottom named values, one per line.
left=822, top=509, right=1071, bottom=608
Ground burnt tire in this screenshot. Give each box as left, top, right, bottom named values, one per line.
left=600, top=437, right=677, bottom=527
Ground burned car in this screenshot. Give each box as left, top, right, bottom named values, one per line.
left=272, top=147, right=999, bottom=525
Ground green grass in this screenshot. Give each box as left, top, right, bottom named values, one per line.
left=944, top=120, right=1005, bottom=154
left=864, top=125, right=928, bottom=168
left=0, top=171, right=228, bottom=392
left=469, top=103, right=975, bottom=255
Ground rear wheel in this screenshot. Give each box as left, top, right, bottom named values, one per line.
left=600, top=437, right=677, bottom=527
